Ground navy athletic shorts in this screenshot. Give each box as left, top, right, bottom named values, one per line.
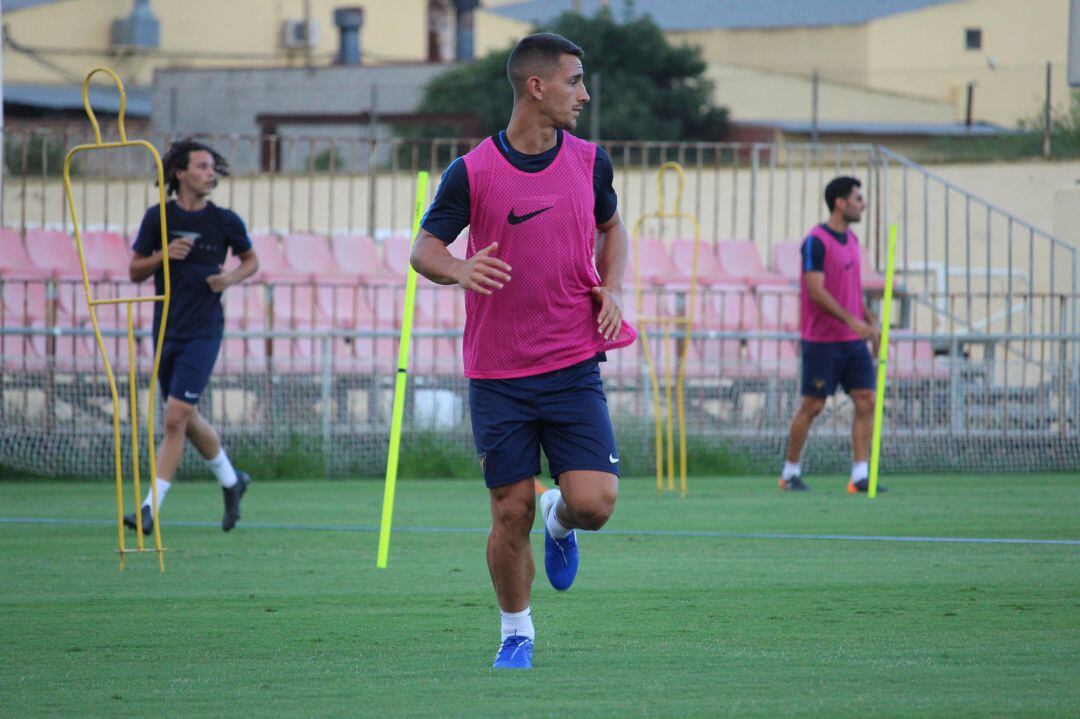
left=468, top=359, right=620, bottom=489
left=800, top=339, right=875, bottom=397
left=157, top=336, right=222, bottom=405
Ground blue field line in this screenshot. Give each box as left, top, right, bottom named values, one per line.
left=1, top=516, right=1079, bottom=546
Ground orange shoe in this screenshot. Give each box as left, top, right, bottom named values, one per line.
left=778, top=475, right=809, bottom=491
left=847, top=478, right=887, bottom=493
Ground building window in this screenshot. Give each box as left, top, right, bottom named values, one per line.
left=965, top=28, right=982, bottom=50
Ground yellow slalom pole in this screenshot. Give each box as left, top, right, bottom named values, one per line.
left=376, top=171, right=429, bottom=568
left=868, top=224, right=898, bottom=498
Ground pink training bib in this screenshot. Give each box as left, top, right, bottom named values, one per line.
left=460, top=133, right=636, bottom=379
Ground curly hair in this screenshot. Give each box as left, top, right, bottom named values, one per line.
left=160, top=139, right=229, bottom=196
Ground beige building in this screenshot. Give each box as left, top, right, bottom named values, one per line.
left=1, top=0, right=520, bottom=124
left=490, top=0, right=1074, bottom=127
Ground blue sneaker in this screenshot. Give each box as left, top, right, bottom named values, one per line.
left=492, top=635, right=533, bottom=669
left=540, top=489, right=578, bottom=591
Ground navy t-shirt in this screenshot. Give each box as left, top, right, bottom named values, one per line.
left=801, top=223, right=848, bottom=273
left=132, top=201, right=252, bottom=340
left=421, top=129, right=618, bottom=243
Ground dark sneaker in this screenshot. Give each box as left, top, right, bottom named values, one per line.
left=540, top=489, right=578, bottom=591
left=492, top=635, right=533, bottom=670
left=778, top=475, right=810, bottom=491
left=847, top=477, right=888, bottom=494
left=122, top=504, right=154, bottom=535
left=221, top=471, right=251, bottom=532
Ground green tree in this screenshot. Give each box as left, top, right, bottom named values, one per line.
left=404, top=6, right=728, bottom=143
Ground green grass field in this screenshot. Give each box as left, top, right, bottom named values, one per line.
left=1, top=474, right=1078, bottom=717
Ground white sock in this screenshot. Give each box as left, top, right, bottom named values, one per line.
left=781, top=461, right=801, bottom=480
left=544, top=490, right=572, bottom=540
left=206, top=449, right=238, bottom=488
left=142, top=478, right=171, bottom=512
left=851, top=461, right=869, bottom=482
left=500, top=606, right=535, bottom=641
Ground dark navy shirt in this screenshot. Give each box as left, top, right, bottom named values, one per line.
left=421, top=129, right=618, bottom=243
left=802, top=223, right=848, bottom=273
left=133, top=201, right=252, bottom=340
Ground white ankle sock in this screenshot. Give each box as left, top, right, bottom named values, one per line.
left=544, top=491, right=572, bottom=539
left=206, top=449, right=238, bottom=488
left=142, top=478, right=171, bottom=512
left=500, top=606, right=534, bottom=641
left=782, top=461, right=801, bottom=480
left=851, top=461, right=869, bottom=482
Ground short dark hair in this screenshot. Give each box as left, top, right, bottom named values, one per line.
left=824, top=176, right=861, bottom=211
left=506, top=33, right=584, bottom=98
left=160, top=139, right=229, bottom=196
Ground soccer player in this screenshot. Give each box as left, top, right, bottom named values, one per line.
left=124, top=139, right=259, bottom=534
left=410, top=33, right=636, bottom=670
left=779, top=176, right=887, bottom=494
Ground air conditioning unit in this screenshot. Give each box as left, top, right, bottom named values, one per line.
left=282, top=19, right=319, bottom=49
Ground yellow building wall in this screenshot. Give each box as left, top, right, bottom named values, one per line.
left=3, top=0, right=429, bottom=87
left=867, top=0, right=1071, bottom=125
left=673, top=25, right=872, bottom=87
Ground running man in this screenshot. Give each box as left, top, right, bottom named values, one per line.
left=124, top=139, right=259, bottom=534
left=410, top=33, right=636, bottom=669
left=779, top=176, right=887, bottom=494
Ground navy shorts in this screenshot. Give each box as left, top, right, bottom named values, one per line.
left=157, top=336, right=222, bottom=405
left=468, top=359, right=620, bottom=489
left=801, top=340, right=875, bottom=397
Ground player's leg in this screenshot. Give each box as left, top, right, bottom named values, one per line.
left=537, top=359, right=619, bottom=590
left=174, top=336, right=251, bottom=529
left=780, top=341, right=833, bottom=491
left=488, top=477, right=537, bottom=669
left=841, top=341, right=883, bottom=493
left=186, top=409, right=251, bottom=530
left=124, top=340, right=185, bottom=534
left=470, top=377, right=541, bottom=669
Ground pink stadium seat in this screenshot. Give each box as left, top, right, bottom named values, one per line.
left=382, top=235, right=413, bottom=279
left=219, top=335, right=269, bottom=374
left=630, top=237, right=684, bottom=286
left=223, top=284, right=267, bottom=330
left=0, top=228, right=41, bottom=278
left=670, top=239, right=738, bottom=286
left=716, top=240, right=789, bottom=288
left=861, top=249, right=887, bottom=291
left=891, top=335, right=949, bottom=379
left=367, top=283, right=434, bottom=329
left=251, top=234, right=307, bottom=281
left=82, top=231, right=131, bottom=280
left=25, top=229, right=98, bottom=280
left=691, top=283, right=759, bottom=331
left=412, top=284, right=464, bottom=329
left=699, top=338, right=745, bottom=379
left=329, top=235, right=399, bottom=284
left=2, top=280, right=50, bottom=324
left=283, top=233, right=358, bottom=282
left=742, top=339, right=799, bottom=379
left=315, top=284, right=377, bottom=330
left=756, top=286, right=800, bottom=332
left=771, top=241, right=803, bottom=283
left=268, top=281, right=331, bottom=329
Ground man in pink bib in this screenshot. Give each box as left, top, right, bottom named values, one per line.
left=779, top=176, right=887, bottom=494
left=410, top=33, right=636, bottom=669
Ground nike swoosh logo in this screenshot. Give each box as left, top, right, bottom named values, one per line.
left=507, top=206, right=553, bottom=225
left=184, top=391, right=199, bottom=400
left=609, top=454, right=619, bottom=464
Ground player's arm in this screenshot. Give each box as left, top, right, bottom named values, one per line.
left=804, top=272, right=879, bottom=341
left=592, top=211, right=626, bottom=341
left=411, top=230, right=510, bottom=295
left=207, top=249, right=259, bottom=294
left=129, top=238, right=193, bottom=283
